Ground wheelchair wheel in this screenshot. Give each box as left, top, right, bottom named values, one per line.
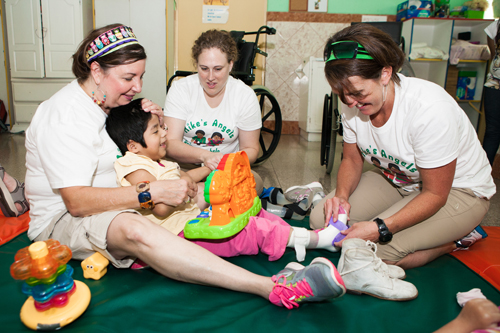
left=320, top=93, right=339, bottom=174
left=251, top=85, right=282, bottom=166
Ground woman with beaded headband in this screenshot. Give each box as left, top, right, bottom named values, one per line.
left=164, top=29, right=263, bottom=194
left=24, top=24, right=344, bottom=309
left=309, top=24, right=494, bottom=295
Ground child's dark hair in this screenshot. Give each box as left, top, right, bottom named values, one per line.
left=106, top=98, right=151, bottom=155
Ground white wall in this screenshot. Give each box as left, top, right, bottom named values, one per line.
left=95, top=0, right=167, bottom=105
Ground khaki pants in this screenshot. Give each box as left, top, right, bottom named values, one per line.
left=310, top=170, right=490, bottom=262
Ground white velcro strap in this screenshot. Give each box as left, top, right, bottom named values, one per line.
left=292, top=227, right=310, bottom=262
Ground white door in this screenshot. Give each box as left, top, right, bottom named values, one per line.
left=5, top=0, right=44, bottom=78
left=41, top=0, right=84, bottom=78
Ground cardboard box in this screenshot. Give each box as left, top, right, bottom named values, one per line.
left=464, top=10, right=484, bottom=19
left=456, top=71, right=477, bottom=100
left=397, top=1, right=433, bottom=21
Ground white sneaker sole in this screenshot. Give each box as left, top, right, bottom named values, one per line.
left=285, top=182, right=323, bottom=194
left=346, top=287, right=418, bottom=301
left=284, top=262, right=305, bottom=271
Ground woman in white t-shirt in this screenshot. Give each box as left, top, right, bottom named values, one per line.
left=164, top=30, right=263, bottom=192
left=483, top=20, right=500, bottom=165
left=24, top=24, right=343, bottom=310
left=310, top=24, right=495, bottom=270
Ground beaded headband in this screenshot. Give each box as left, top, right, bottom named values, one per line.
left=86, top=26, right=139, bottom=63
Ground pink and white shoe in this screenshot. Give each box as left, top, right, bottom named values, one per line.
left=269, top=257, right=346, bottom=309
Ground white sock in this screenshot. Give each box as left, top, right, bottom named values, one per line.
left=312, top=226, right=341, bottom=252
left=287, top=224, right=344, bottom=261
left=287, top=227, right=310, bottom=262
left=311, top=191, right=326, bottom=209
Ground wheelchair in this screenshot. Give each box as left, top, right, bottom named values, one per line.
left=320, top=92, right=342, bottom=174
left=166, top=26, right=282, bottom=166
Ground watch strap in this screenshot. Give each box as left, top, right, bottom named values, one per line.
left=137, top=181, right=155, bottom=209
left=374, top=218, right=392, bottom=242
left=136, top=181, right=151, bottom=193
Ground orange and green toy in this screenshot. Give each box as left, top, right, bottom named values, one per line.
left=184, top=151, right=262, bottom=239
left=10, top=240, right=91, bottom=331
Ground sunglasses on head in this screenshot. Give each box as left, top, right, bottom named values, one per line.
left=325, top=41, right=374, bottom=62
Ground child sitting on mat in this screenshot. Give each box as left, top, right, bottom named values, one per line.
left=105, top=99, right=346, bottom=268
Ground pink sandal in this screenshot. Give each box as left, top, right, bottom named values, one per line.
left=0, top=165, right=29, bottom=217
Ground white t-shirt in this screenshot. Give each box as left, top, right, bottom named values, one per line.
left=484, top=20, right=500, bottom=89
left=164, top=74, right=261, bottom=155
left=342, top=74, right=495, bottom=198
left=25, top=80, right=120, bottom=240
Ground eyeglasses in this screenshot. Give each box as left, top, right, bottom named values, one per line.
left=325, top=41, right=374, bottom=62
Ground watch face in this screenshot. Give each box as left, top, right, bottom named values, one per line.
left=379, top=231, right=393, bottom=243
left=375, top=218, right=392, bottom=243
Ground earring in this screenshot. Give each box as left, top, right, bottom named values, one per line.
left=382, top=84, right=388, bottom=103
left=91, top=85, right=107, bottom=106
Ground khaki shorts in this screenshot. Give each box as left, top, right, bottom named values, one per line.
left=34, top=210, right=140, bottom=268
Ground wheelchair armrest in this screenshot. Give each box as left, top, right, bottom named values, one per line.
left=175, top=71, right=196, bottom=77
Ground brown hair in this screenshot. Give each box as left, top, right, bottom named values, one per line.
left=191, top=29, right=238, bottom=66
left=72, top=23, right=147, bottom=83
left=323, top=24, right=405, bottom=104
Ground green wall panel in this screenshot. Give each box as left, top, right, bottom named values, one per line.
left=268, top=0, right=289, bottom=12
left=268, top=0, right=472, bottom=15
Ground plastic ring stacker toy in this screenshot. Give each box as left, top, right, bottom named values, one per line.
left=10, top=240, right=91, bottom=330
left=183, top=151, right=261, bottom=239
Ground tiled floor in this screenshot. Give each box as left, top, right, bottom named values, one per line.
left=1, top=131, right=499, bottom=227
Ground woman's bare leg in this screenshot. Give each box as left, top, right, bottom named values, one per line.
left=106, top=213, right=273, bottom=299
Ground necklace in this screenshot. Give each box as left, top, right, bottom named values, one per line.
left=91, top=90, right=107, bottom=106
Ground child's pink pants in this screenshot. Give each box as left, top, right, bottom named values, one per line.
left=179, top=209, right=291, bottom=261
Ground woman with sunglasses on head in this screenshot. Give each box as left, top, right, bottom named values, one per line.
left=164, top=29, right=263, bottom=194
left=24, top=24, right=345, bottom=310
left=310, top=24, right=494, bottom=274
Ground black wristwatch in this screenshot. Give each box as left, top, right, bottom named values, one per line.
left=374, top=218, right=393, bottom=243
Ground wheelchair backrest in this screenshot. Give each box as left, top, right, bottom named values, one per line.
left=230, top=30, right=257, bottom=76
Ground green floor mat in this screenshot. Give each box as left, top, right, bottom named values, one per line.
left=1, top=226, right=499, bottom=332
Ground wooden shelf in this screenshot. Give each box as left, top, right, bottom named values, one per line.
left=456, top=99, right=481, bottom=103
left=457, top=59, right=488, bottom=63
left=412, top=58, right=448, bottom=62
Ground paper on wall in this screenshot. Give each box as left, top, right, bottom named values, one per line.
left=202, top=4, right=229, bottom=24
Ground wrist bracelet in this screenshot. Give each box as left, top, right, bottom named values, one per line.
left=136, top=181, right=155, bottom=209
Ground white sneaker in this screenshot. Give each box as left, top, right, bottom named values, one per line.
left=341, top=239, right=406, bottom=280
left=338, top=238, right=418, bottom=301
left=284, top=182, right=325, bottom=204
left=454, top=225, right=488, bottom=251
